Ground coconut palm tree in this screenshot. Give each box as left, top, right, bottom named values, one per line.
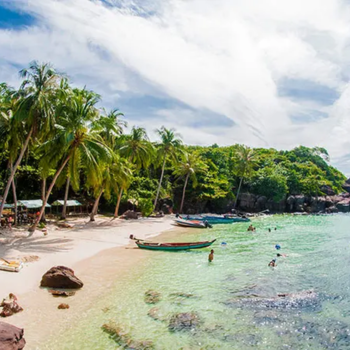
left=233, top=145, right=255, bottom=209
left=153, top=126, right=183, bottom=212
left=174, top=152, right=208, bottom=213
left=0, top=62, right=62, bottom=219
left=113, top=127, right=154, bottom=217
left=30, top=89, right=112, bottom=232
left=90, top=155, right=132, bottom=221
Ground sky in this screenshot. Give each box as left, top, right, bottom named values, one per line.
left=1, top=0, right=350, bottom=175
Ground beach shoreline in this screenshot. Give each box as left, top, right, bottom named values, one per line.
left=0, top=215, right=181, bottom=348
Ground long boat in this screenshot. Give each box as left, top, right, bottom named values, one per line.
left=174, top=219, right=210, bottom=228
left=179, top=215, right=250, bottom=224
left=135, top=239, right=216, bottom=251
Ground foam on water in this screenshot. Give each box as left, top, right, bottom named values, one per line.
left=47, top=215, right=350, bottom=349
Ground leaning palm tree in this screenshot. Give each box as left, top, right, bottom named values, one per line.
left=0, top=62, right=62, bottom=219
left=113, top=127, right=154, bottom=217
left=153, top=126, right=183, bottom=212
left=30, top=89, right=112, bottom=232
left=174, top=152, right=208, bottom=213
left=233, top=145, right=255, bottom=209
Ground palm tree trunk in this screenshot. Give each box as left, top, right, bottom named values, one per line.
left=61, top=177, right=70, bottom=219
left=114, top=189, right=123, bottom=218
left=153, top=157, right=166, bottom=212
left=10, top=163, right=17, bottom=227
left=41, top=177, right=46, bottom=222
left=180, top=173, right=190, bottom=213
left=29, top=155, right=70, bottom=233
left=233, top=177, right=244, bottom=209
left=0, top=127, right=33, bottom=219
left=90, top=188, right=104, bottom=222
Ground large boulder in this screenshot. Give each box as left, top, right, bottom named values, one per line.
left=286, top=196, right=295, bottom=212
left=40, top=266, right=83, bottom=289
left=255, top=196, right=267, bottom=211
left=320, top=185, right=335, bottom=196
left=239, top=193, right=256, bottom=211
left=336, top=198, right=350, bottom=212
left=0, top=322, right=25, bottom=350
left=0, top=295, right=23, bottom=318
left=294, top=195, right=306, bottom=211
left=310, top=197, right=326, bottom=213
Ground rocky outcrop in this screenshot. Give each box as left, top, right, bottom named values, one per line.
left=320, top=185, right=335, bottom=196
left=0, top=295, right=23, bottom=318
left=237, top=191, right=350, bottom=214
left=168, top=312, right=200, bottom=332
left=57, top=303, right=69, bottom=309
left=144, top=290, right=161, bottom=304
left=0, top=322, right=25, bottom=350
left=40, top=266, right=83, bottom=289
left=49, top=290, right=75, bottom=297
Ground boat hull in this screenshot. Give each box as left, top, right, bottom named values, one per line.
left=180, top=216, right=250, bottom=224
left=136, top=239, right=216, bottom=251
left=174, top=219, right=207, bottom=228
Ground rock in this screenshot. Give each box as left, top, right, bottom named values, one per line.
left=266, top=198, right=286, bottom=212
left=169, top=292, right=196, bottom=298
left=121, top=210, right=139, bottom=220
left=294, top=195, right=306, bottom=211
left=57, top=222, right=74, bottom=229
left=310, top=197, right=326, bottom=213
left=49, top=290, right=75, bottom=297
left=144, top=290, right=161, bottom=304
left=168, top=312, right=200, bottom=332
left=0, top=321, right=26, bottom=350
left=226, top=290, right=320, bottom=310
left=320, top=185, right=335, bottom=196
left=40, top=266, right=83, bottom=289
left=239, top=193, right=256, bottom=211
left=255, top=196, right=267, bottom=211
left=326, top=205, right=339, bottom=213
left=336, top=198, right=350, bottom=212
left=0, top=295, right=23, bottom=318
left=147, top=307, right=161, bottom=321
left=57, top=303, right=69, bottom=309
left=286, top=196, right=295, bottom=211
left=342, top=182, right=350, bottom=193
left=102, top=321, right=154, bottom=349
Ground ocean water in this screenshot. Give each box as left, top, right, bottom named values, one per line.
left=48, top=215, right=350, bottom=349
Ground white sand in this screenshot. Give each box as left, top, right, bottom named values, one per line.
left=0, top=215, right=180, bottom=348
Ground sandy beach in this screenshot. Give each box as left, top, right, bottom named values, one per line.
left=0, top=215, right=179, bottom=349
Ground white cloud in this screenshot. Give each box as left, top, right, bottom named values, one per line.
left=1, top=0, right=350, bottom=173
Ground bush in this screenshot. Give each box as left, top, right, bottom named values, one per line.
left=138, top=198, right=153, bottom=217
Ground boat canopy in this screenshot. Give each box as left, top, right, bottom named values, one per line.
left=0, top=202, right=14, bottom=209
left=51, top=200, right=82, bottom=207
left=18, top=200, right=51, bottom=208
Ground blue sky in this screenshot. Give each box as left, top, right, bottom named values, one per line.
left=1, top=0, right=350, bottom=174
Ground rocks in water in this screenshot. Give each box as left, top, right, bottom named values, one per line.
left=57, top=303, right=69, bottom=309
left=336, top=198, right=350, bottom=212
left=168, top=312, right=200, bottom=332
left=144, top=290, right=161, bottom=304
left=169, top=292, right=196, bottom=298
left=102, top=321, right=154, bottom=349
left=0, top=321, right=26, bottom=350
left=147, top=307, right=161, bottom=321
left=0, top=295, right=23, bottom=318
left=226, top=290, right=320, bottom=310
left=40, top=266, right=83, bottom=289
left=49, top=290, right=75, bottom=297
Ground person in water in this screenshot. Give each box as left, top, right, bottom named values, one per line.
left=208, top=249, right=214, bottom=262
left=247, top=224, right=255, bottom=232
left=277, top=253, right=287, bottom=257
left=268, top=228, right=271, bottom=232
left=268, top=258, right=277, bottom=267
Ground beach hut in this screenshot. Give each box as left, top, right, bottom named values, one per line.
left=17, top=200, right=51, bottom=223
left=51, top=200, right=83, bottom=217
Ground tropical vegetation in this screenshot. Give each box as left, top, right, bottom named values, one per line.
left=0, top=62, right=346, bottom=229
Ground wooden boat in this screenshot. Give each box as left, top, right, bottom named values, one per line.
left=174, top=219, right=210, bottom=228
left=180, top=215, right=250, bottom=224
left=135, top=239, right=216, bottom=251
left=0, top=258, right=23, bottom=273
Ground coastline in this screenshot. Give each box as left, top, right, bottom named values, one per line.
left=0, top=215, right=181, bottom=349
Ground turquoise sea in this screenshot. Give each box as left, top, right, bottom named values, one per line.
left=49, top=215, right=350, bottom=349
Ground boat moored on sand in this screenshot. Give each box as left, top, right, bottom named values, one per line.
left=174, top=219, right=212, bottom=228
left=178, top=215, right=250, bottom=224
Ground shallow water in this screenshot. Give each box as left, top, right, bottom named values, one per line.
left=48, top=215, right=350, bottom=349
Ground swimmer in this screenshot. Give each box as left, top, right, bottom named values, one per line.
left=247, top=224, right=254, bottom=232
left=208, top=249, right=214, bottom=262
left=268, top=228, right=271, bottom=232
left=268, top=258, right=277, bottom=267
left=277, top=253, right=287, bottom=257
left=275, top=244, right=281, bottom=250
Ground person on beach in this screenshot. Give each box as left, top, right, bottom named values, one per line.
left=208, top=249, right=214, bottom=262
left=268, top=258, right=277, bottom=267
left=7, top=216, right=13, bottom=230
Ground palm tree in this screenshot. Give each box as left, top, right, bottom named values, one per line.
left=30, top=89, right=112, bottom=232
left=90, top=155, right=132, bottom=221
left=0, top=62, right=62, bottom=219
left=233, top=145, right=255, bottom=209
left=153, top=126, right=183, bottom=212
left=113, top=127, right=154, bottom=217
left=174, top=152, right=208, bottom=213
